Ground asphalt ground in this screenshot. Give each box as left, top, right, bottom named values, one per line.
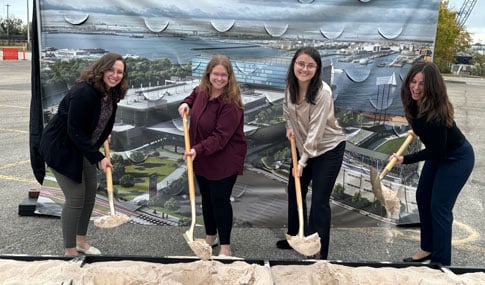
left=0, top=59, right=484, bottom=269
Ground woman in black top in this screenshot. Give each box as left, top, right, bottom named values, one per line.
left=40, top=53, right=128, bottom=256
left=390, top=61, right=474, bottom=265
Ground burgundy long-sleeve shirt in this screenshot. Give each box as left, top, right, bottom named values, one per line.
left=182, top=87, right=247, bottom=180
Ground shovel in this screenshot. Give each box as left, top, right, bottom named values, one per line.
left=377, top=133, right=414, bottom=180
left=369, top=133, right=414, bottom=218
left=94, top=140, right=130, bottom=228
left=181, top=111, right=212, bottom=260
left=285, top=136, right=321, bottom=257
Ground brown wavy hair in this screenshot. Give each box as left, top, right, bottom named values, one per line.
left=199, top=54, right=243, bottom=108
left=77, top=52, right=129, bottom=102
left=401, top=60, right=454, bottom=127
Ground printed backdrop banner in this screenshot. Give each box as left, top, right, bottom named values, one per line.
left=32, top=0, right=441, bottom=227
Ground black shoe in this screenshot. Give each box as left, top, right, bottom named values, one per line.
left=276, top=239, right=292, bottom=250
left=402, top=255, right=431, bottom=262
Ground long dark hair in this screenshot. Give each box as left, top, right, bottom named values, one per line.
left=401, top=60, right=454, bottom=127
left=77, top=52, right=129, bottom=102
left=286, top=46, right=322, bottom=105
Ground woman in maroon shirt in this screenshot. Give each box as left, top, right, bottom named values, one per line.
left=178, top=54, right=247, bottom=257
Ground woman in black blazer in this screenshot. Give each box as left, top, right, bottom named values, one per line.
left=40, top=53, right=128, bottom=256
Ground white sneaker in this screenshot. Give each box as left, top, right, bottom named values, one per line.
left=76, top=245, right=101, bottom=255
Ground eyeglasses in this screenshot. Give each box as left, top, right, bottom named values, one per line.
left=211, top=72, right=228, bottom=78
left=295, top=61, right=318, bottom=70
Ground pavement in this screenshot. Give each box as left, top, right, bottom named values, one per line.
left=1, top=59, right=485, bottom=269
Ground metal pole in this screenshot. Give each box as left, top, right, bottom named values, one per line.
left=27, top=0, right=30, bottom=46
left=6, top=3, right=10, bottom=45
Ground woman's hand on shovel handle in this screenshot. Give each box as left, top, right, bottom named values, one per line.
left=286, top=128, right=294, bottom=140
left=407, top=129, right=416, bottom=138
left=98, top=157, right=113, bottom=173
left=293, top=164, right=303, bottom=178
left=389, top=153, right=404, bottom=165
left=184, top=148, right=197, bottom=161
left=178, top=103, right=190, bottom=118
left=388, top=132, right=415, bottom=166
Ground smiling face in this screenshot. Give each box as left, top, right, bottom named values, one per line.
left=103, top=60, right=125, bottom=89
left=293, top=53, right=318, bottom=84
left=409, top=71, right=424, bottom=102
left=209, top=64, right=229, bottom=93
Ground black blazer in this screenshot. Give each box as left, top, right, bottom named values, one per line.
left=40, top=82, right=117, bottom=183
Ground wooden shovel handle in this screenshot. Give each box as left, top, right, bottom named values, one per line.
left=290, top=136, right=304, bottom=237
left=290, top=137, right=302, bottom=206
left=379, top=134, right=414, bottom=180
left=182, top=112, right=196, bottom=202
left=103, top=139, right=116, bottom=216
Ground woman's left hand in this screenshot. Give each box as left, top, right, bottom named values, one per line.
left=286, top=128, right=294, bottom=140
left=293, top=164, right=303, bottom=178
left=98, top=157, right=113, bottom=173
left=389, top=153, right=404, bottom=165
left=184, top=148, right=197, bottom=161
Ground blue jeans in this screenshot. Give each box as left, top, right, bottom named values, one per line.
left=286, top=141, right=345, bottom=259
left=417, top=140, right=474, bottom=265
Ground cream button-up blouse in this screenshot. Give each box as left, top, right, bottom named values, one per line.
left=283, top=81, right=346, bottom=167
